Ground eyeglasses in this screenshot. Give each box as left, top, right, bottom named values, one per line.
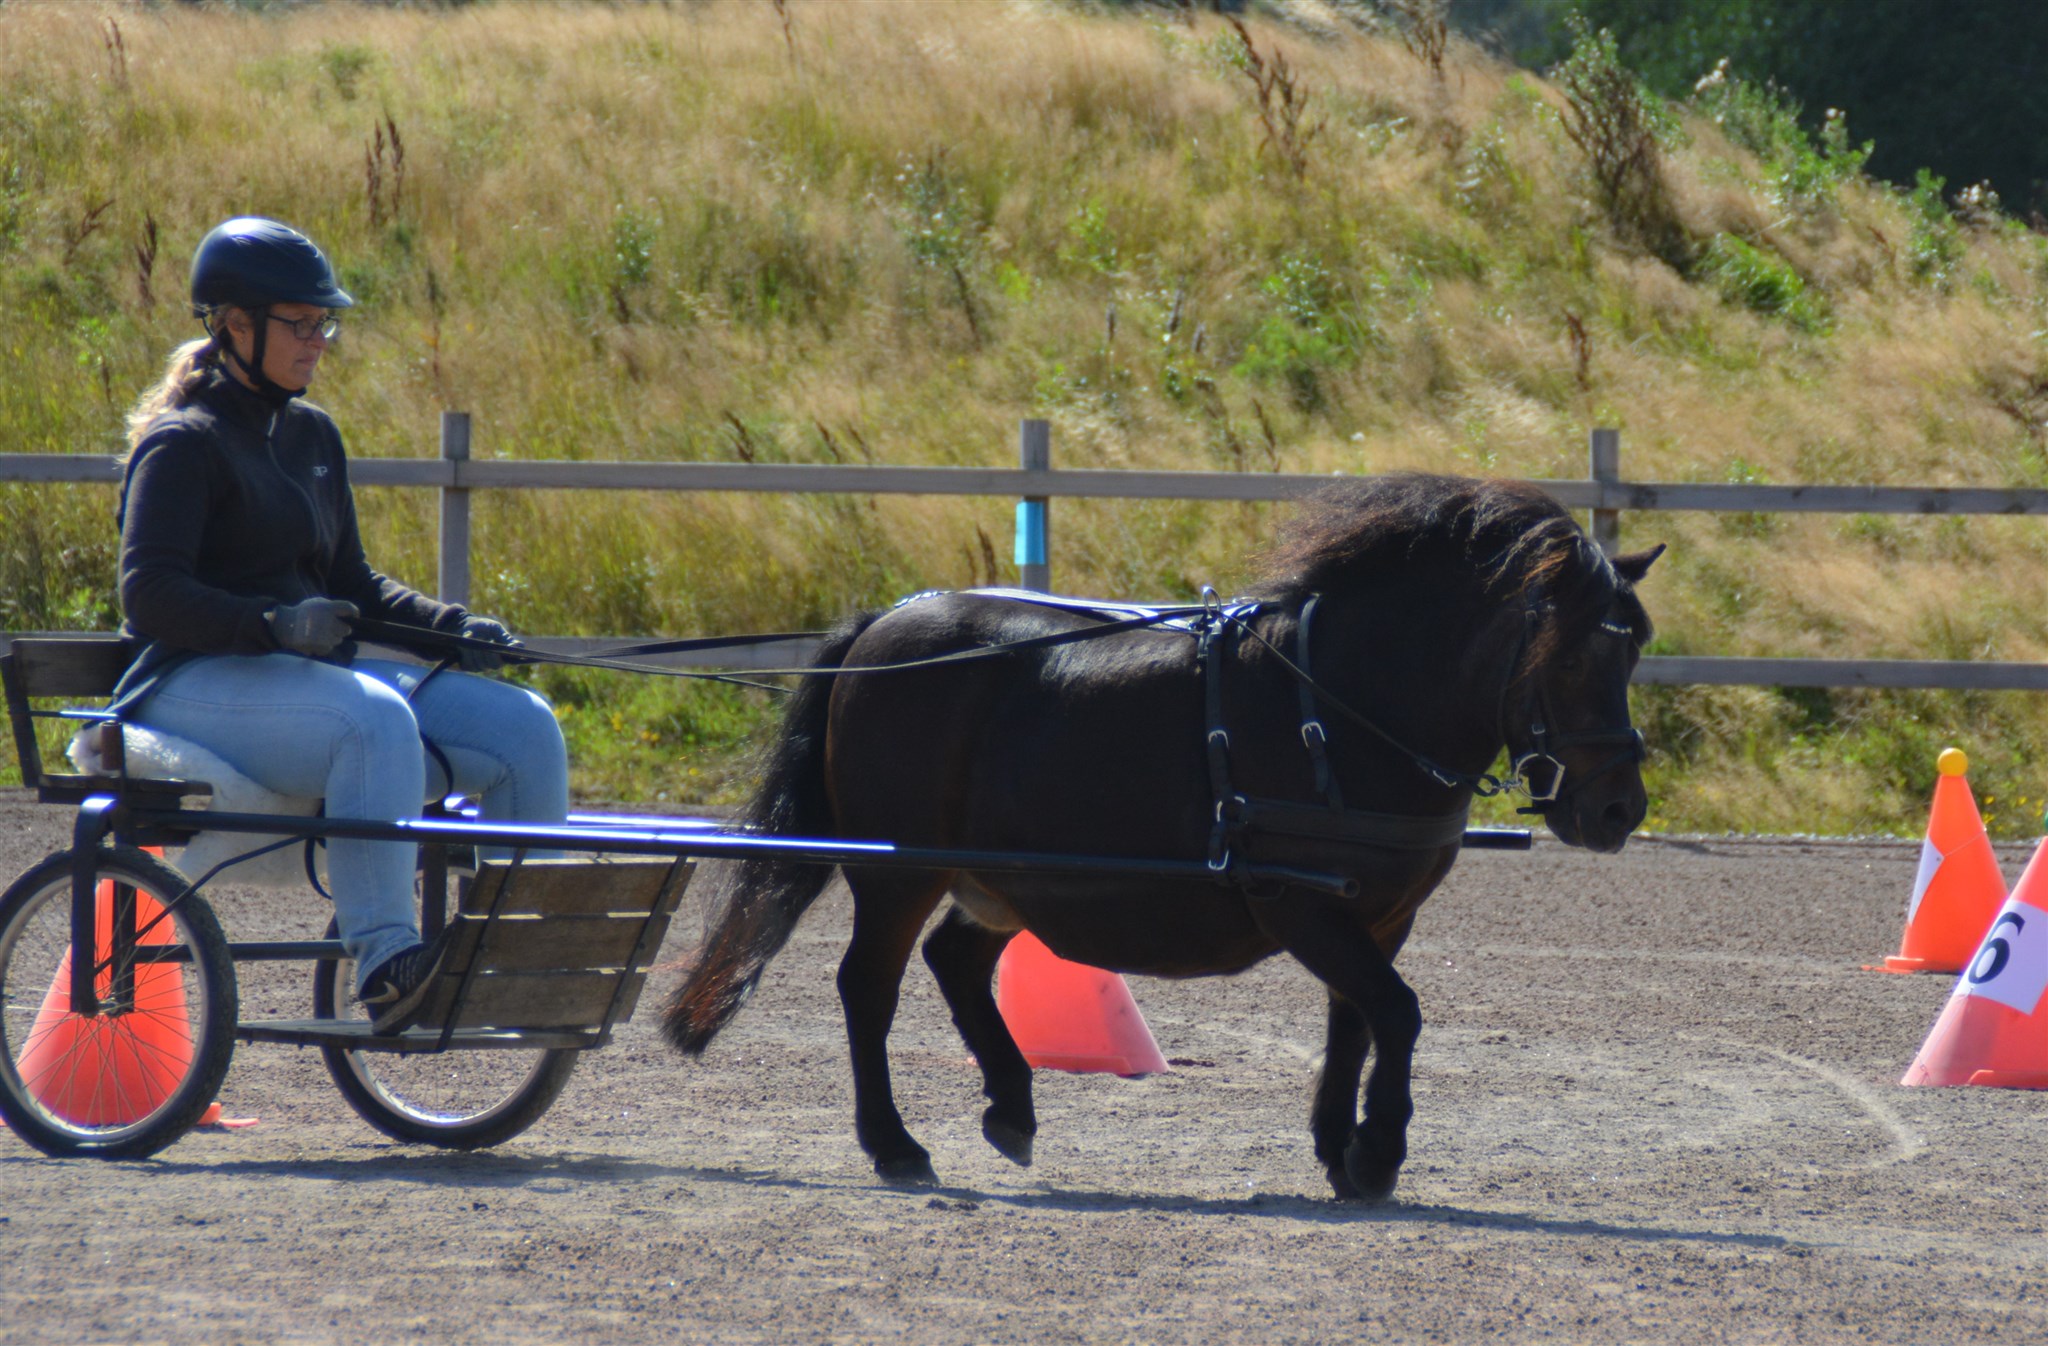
left=267, top=313, right=341, bottom=341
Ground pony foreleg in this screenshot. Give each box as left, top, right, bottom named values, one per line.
left=922, top=906, right=1036, bottom=1166
left=1261, top=905, right=1422, bottom=1202
left=837, top=879, right=946, bottom=1185
left=1310, top=991, right=1372, bottom=1199
left=1343, top=962, right=1419, bottom=1202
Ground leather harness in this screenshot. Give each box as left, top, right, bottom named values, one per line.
left=1194, top=595, right=1473, bottom=897
left=955, top=586, right=1642, bottom=900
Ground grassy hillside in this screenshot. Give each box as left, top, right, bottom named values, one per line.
left=4, top=0, right=2048, bottom=832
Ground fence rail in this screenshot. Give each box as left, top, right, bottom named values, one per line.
left=8, top=422, right=2046, bottom=690
left=3, top=636, right=2044, bottom=690
left=15, top=452, right=2048, bottom=514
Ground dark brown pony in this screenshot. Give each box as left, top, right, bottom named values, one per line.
left=665, top=473, right=1659, bottom=1200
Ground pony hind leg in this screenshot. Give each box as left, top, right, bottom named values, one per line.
left=838, top=865, right=954, bottom=1185
left=921, top=904, right=1035, bottom=1167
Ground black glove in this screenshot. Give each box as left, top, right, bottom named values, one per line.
left=267, top=598, right=359, bottom=656
left=455, top=614, right=520, bottom=673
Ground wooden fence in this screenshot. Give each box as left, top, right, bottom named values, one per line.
left=8, top=419, right=2048, bottom=689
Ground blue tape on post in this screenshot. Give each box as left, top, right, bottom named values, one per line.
left=1015, top=500, right=1047, bottom=566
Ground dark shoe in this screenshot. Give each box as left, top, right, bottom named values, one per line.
left=361, top=934, right=450, bottom=1034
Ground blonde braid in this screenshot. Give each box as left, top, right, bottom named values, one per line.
left=122, top=329, right=223, bottom=458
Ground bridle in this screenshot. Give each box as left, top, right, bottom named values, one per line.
left=1217, top=582, right=1644, bottom=821
left=1491, top=606, right=1647, bottom=817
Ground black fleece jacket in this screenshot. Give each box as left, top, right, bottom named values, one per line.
left=110, top=366, right=465, bottom=711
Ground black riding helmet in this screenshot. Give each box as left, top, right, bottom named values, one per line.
left=190, top=217, right=353, bottom=400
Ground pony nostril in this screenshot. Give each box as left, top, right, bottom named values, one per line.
left=1603, top=799, right=1641, bottom=833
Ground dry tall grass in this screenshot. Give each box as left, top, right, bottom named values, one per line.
left=5, top=0, right=2048, bottom=827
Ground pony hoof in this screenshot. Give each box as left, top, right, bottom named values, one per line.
left=1325, top=1167, right=1362, bottom=1201
left=875, top=1154, right=939, bottom=1187
left=1340, top=1172, right=1397, bottom=1203
left=982, top=1117, right=1034, bottom=1167
left=1342, top=1133, right=1404, bottom=1203
left=1340, top=1155, right=1399, bottom=1203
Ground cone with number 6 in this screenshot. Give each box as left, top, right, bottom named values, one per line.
left=1902, top=836, right=2048, bottom=1088
left=1880, top=747, right=2007, bottom=974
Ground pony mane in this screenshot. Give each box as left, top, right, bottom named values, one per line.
left=1255, top=472, right=1643, bottom=669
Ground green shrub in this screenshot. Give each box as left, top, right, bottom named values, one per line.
left=1060, top=200, right=1120, bottom=277
left=317, top=43, right=376, bottom=100
left=1698, top=234, right=1829, bottom=333
left=1908, top=169, right=1964, bottom=289
left=1554, top=16, right=1689, bottom=268
left=1231, top=256, right=1364, bottom=410
left=609, top=203, right=658, bottom=321
left=1690, top=62, right=1870, bottom=217
left=1691, top=61, right=1803, bottom=161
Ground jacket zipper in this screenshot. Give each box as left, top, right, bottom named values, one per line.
left=260, top=409, right=354, bottom=663
left=265, top=409, right=324, bottom=555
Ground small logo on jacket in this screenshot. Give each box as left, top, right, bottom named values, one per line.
left=311, top=465, right=329, bottom=478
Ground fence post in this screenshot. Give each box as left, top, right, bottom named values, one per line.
left=1589, top=426, right=1620, bottom=556
left=438, top=411, right=471, bottom=607
left=1016, top=418, right=1051, bottom=592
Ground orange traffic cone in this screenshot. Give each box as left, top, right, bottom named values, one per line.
left=1877, top=748, right=2007, bottom=974
left=17, top=872, right=199, bottom=1126
left=995, top=932, right=1168, bottom=1077
left=1903, top=836, right=2048, bottom=1088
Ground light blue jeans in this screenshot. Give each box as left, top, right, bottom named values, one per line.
left=135, top=653, right=568, bottom=994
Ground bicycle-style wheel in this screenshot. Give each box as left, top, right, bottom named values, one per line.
left=0, top=847, right=236, bottom=1159
left=311, top=920, right=576, bottom=1149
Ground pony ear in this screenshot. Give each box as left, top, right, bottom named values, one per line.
left=1612, top=543, right=1666, bottom=584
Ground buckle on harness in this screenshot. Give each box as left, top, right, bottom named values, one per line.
left=1208, top=793, right=1248, bottom=872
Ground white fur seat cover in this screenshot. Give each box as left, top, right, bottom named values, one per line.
left=68, top=725, right=326, bottom=889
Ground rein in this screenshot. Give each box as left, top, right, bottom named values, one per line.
left=351, top=582, right=1640, bottom=883
left=344, top=610, right=1190, bottom=684
left=351, top=589, right=1619, bottom=806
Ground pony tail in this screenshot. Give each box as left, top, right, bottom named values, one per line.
left=122, top=334, right=219, bottom=459
left=662, top=610, right=882, bottom=1055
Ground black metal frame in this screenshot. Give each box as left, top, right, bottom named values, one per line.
left=55, top=786, right=1530, bottom=1048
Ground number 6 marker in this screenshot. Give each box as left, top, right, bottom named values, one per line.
left=1955, top=901, right=2048, bottom=1016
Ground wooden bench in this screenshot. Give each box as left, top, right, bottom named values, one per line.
left=239, top=854, right=694, bottom=1051
left=417, top=855, right=693, bottom=1042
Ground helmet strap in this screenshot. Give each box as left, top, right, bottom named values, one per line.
left=218, top=305, right=306, bottom=405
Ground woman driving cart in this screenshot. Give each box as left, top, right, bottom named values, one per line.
left=110, top=216, right=568, bottom=1033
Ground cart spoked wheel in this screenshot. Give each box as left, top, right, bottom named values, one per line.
left=312, top=920, right=576, bottom=1149
left=0, top=846, right=237, bottom=1159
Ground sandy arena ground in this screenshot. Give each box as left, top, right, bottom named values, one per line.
left=4, top=789, right=2047, bottom=1343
